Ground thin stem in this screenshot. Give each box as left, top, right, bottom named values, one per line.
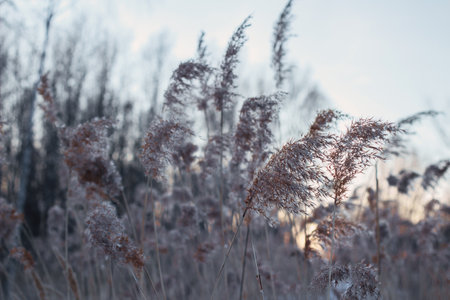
left=328, top=199, right=337, bottom=300
left=239, top=223, right=250, bottom=300
left=303, top=204, right=309, bottom=300
left=304, top=209, right=308, bottom=257
left=144, top=266, right=160, bottom=300
left=250, top=230, right=265, bottom=300
left=218, top=106, right=230, bottom=299
left=210, top=207, right=248, bottom=300
left=141, top=177, right=151, bottom=246
left=287, top=213, right=302, bottom=281
left=121, top=190, right=138, bottom=242
left=149, top=180, right=167, bottom=300
left=264, top=224, right=277, bottom=300
left=134, top=175, right=160, bottom=298
left=375, top=163, right=381, bottom=278
left=109, top=260, right=116, bottom=300
left=204, top=109, right=210, bottom=139
left=65, top=205, right=69, bottom=300
left=219, top=107, right=225, bottom=246
left=129, top=269, right=148, bottom=300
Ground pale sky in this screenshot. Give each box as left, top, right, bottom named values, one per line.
left=10, top=0, right=450, bottom=163
left=70, top=0, right=450, bottom=116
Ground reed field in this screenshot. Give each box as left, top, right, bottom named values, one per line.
left=0, top=1, right=448, bottom=299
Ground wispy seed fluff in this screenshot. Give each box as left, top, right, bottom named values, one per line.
left=139, top=118, right=192, bottom=181
left=85, top=202, right=144, bottom=272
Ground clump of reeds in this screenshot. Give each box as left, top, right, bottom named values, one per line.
left=2, top=1, right=448, bottom=299
left=37, top=72, right=146, bottom=283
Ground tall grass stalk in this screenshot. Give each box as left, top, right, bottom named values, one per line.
left=210, top=207, right=248, bottom=299
left=238, top=223, right=250, bottom=300
left=375, top=162, right=381, bottom=278
left=264, top=224, right=277, bottom=300
left=328, top=198, right=337, bottom=300
left=251, top=231, right=265, bottom=300
left=149, top=180, right=166, bottom=300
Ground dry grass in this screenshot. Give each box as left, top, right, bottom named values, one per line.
left=0, top=1, right=448, bottom=300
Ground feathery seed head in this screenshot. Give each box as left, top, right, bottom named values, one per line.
left=85, top=202, right=144, bottom=272
left=140, top=118, right=192, bottom=180
left=164, top=61, right=212, bottom=118
left=272, top=0, right=294, bottom=88
left=214, top=16, right=251, bottom=111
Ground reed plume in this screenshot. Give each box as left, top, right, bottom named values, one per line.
left=214, top=15, right=251, bottom=111
left=164, top=61, right=212, bottom=118
left=62, top=118, right=123, bottom=200
left=231, top=92, right=285, bottom=202
left=272, top=0, right=294, bottom=88
left=421, top=159, right=450, bottom=190
left=85, top=202, right=144, bottom=272
left=325, top=118, right=399, bottom=204
left=139, top=118, right=192, bottom=181
left=245, top=109, right=343, bottom=224
left=310, top=262, right=380, bottom=299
